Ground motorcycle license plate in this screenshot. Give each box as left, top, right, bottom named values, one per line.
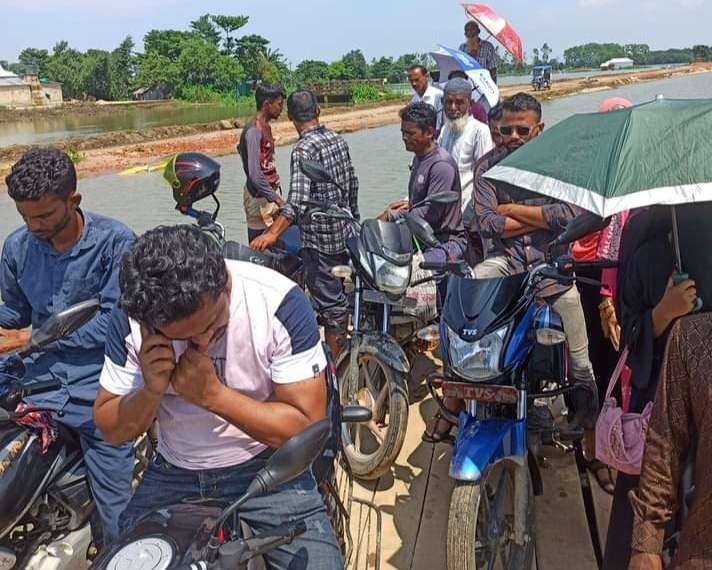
left=442, top=381, right=518, bottom=405
left=363, top=289, right=416, bottom=307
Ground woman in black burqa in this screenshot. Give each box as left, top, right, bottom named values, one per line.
left=603, top=204, right=708, bottom=569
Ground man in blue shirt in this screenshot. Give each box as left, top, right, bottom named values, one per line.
left=0, top=148, right=135, bottom=545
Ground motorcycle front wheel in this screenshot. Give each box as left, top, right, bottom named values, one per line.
left=337, top=350, right=408, bottom=480
left=447, top=463, right=535, bottom=570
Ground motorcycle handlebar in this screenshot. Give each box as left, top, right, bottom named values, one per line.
left=23, top=379, right=62, bottom=397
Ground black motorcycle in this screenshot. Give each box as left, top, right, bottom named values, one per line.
left=299, top=159, right=459, bottom=480
left=92, top=379, right=380, bottom=570
left=0, top=300, right=152, bottom=570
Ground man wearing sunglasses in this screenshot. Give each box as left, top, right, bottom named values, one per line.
left=472, top=92, right=599, bottom=436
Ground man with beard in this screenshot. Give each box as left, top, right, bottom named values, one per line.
left=438, top=78, right=493, bottom=264
left=0, top=148, right=136, bottom=545
left=474, top=92, right=599, bottom=438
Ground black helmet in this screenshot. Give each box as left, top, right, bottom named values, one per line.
left=163, top=152, right=221, bottom=207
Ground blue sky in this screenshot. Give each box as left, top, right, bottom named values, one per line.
left=1, top=0, right=710, bottom=65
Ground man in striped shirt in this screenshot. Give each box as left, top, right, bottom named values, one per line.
left=250, top=90, right=359, bottom=358
left=460, top=21, right=498, bottom=83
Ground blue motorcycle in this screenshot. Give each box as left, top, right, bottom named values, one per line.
left=425, top=214, right=612, bottom=570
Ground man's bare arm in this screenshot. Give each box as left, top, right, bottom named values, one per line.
left=93, top=386, right=162, bottom=445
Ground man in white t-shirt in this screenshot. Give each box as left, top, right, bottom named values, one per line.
left=408, top=64, right=443, bottom=132
left=438, top=77, right=494, bottom=264
left=93, top=225, right=342, bottom=569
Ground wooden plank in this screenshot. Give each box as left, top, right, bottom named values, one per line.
left=534, top=447, right=598, bottom=570
left=590, top=469, right=614, bottom=558
left=411, top=442, right=453, bottom=570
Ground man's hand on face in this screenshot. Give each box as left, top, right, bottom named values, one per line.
left=250, top=232, right=278, bottom=252
left=629, top=553, right=663, bottom=570
left=171, top=346, right=225, bottom=410
left=139, top=325, right=176, bottom=397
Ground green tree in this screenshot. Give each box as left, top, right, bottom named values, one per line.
left=370, top=56, right=393, bottom=80
left=45, top=42, right=86, bottom=98
left=340, top=49, right=369, bottom=79
left=235, top=34, right=270, bottom=80
left=82, top=49, right=112, bottom=100
left=17, top=48, right=50, bottom=75
left=137, top=51, right=181, bottom=95
left=143, top=29, right=194, bottom=60
left=211, top=14, right=249, bottom=55
left=190, top=14, right=220, bottom=46
left=624, top=44, right=650, bottom=65
left=109, top=36, right=135, bottom=100
left=176, top=37, right=242, bottom=94
left=541, top=43, right=551, bottom=63
left=294, top=59, right=330, bottom=85
left=327, top=61, right=349, bottom=80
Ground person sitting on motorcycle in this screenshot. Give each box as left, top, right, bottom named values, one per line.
left=0, top=148, right=136, bottom=545
left=93, top=225, right=343, bottom=570
left=473, top=92, right=599, bottom=438
left=250, top=90, right=359, bottom=360
left=379, top=101, right=468, bottom=306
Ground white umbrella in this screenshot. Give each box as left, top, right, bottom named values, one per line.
left=430, top=45, right=499, bottom=108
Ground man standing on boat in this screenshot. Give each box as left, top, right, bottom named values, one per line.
left=238, top=83, right=287, bottom=242
left=249, top=90, right=359, bottom=360
left=460, top=20, right=498, bottom=83
left=438, top=78, right=494, bottom=264
left=0, top=148, right=136, bottom=546
left=408, top=64, right=444, bottom=132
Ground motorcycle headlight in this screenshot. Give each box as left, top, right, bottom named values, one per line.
left=370, top=254, right=411, bottom=295
left=447, top=325, right=508, bottom=382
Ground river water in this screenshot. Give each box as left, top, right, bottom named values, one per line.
left=1, top=72, right=711, bottom=244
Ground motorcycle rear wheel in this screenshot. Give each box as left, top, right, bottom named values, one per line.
left=447, top=463, right=535, bottom=570
left=338, top=351, right=408, bottom=480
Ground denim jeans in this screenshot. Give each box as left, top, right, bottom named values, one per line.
left=474, top=256, right=599, bottom=428
left=120, top=449, right=343, bottom=570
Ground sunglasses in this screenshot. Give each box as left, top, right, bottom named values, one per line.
left=499, top=125, right=534, bottom=137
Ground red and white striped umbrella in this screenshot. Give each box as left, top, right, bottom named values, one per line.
left=463, top=3, right=524, bottom=62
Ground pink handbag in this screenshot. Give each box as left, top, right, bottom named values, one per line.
left=595, top=347, right=654, bottom=476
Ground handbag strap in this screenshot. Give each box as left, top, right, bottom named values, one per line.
left=605, top=346, right=630, bottom=400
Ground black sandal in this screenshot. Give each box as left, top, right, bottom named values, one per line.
left=587, top=459, right=616, bottom=494
left=422, top=411, right=455, bottom=444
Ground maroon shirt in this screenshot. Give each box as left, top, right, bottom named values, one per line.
left=238, top=116, right=281, bottom=202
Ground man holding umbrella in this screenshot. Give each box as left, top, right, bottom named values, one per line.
left=460, top=21, right=497, bottom=83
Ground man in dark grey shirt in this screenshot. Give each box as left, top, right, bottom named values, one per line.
left=474, top=93, right=598, bottom=434
left=381, top=102, right=466, bottom=304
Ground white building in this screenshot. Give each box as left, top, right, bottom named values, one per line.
left=0, top=64, right=63, bottom=108
left=600, top=57, right=634, bottom=70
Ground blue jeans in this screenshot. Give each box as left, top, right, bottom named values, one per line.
left=120, top=449, right=343, bottom=570
left=58, top=402, right=134, bottom=545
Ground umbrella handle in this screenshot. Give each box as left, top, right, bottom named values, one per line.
left=673, top=272, right=703, bottom=312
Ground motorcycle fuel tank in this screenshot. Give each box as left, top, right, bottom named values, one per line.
left=0, top=424, right=64, bottom=538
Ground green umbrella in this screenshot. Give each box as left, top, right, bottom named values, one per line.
left=484, top=97, right=712, bottom=219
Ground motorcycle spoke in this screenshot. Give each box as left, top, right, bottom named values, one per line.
left=361, top=360, right=379, bottom=396
left=374, top=382, right=389, bottom=416
left=364, top=420, right=385, bottom=445
left=354, top=423, right=362, bottom=450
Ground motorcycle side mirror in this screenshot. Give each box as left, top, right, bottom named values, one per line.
left=254, top=417, right=331, bottom=495
left=213, top=418, right=331, bottom=535
left=300, top=159, right=333, bottom=184
left=404, top=214, right=440, bottom=248
left=18, top=299, right=100, bottom=358
left=553, top=211, right=611, bottom=246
